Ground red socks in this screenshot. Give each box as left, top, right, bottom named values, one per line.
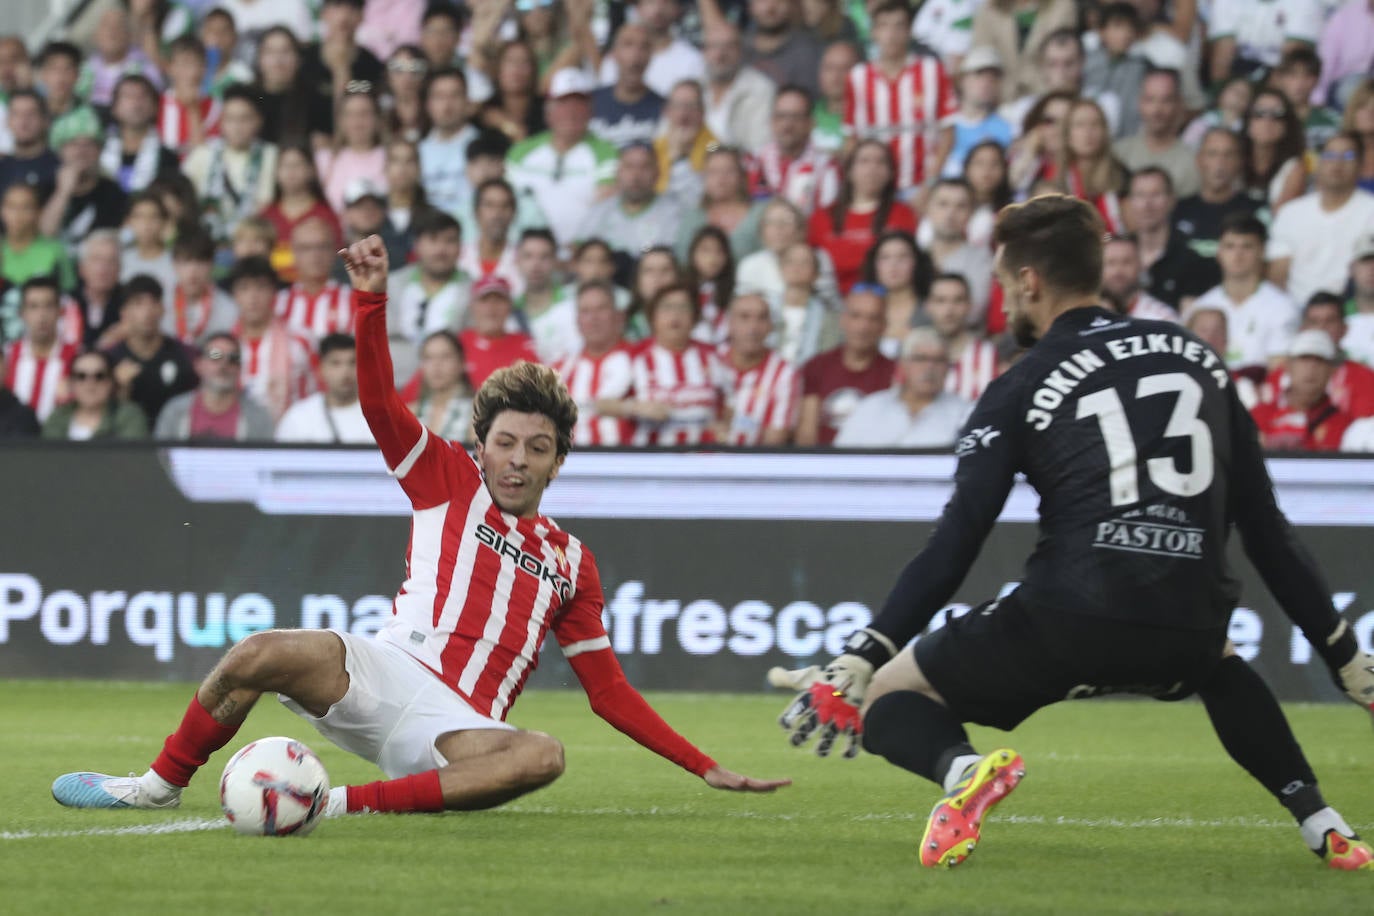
left=150, top=695, right=242, bottom=787
left=346, top=770, right=445, bottom=813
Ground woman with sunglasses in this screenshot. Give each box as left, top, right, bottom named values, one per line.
left=1243, top=88, right=1309, bottom=215
left=381, top=45, right=428, bottom=143
left=42, top=350, right=148, bottom=440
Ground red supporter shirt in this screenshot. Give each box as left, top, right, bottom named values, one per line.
left=1250, top=394, right=1353, bottom=451
left=353, top=289, right=715, bottom=775
left=800, top=346, right=896, bottom=445
left=188, top=393, right=242, bottom=440
left=1260, top=360, right=1374, bottom=419
left=458, top=330, right=542, bottom=389
left=808, top=203, right=918, bottom=294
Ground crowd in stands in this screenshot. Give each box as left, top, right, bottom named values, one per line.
left=0, top=0, right=1373, bottom=452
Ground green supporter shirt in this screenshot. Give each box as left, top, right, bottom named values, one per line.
left=2, top=237, right=75, bottom=290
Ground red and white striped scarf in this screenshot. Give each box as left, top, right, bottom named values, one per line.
left=275, top=281, right=354, bottom=340
left=945, top=338, right=999, bottom=403
left=235, top=320, right=316, bottom=421
left=157, top=91, right=222, bottom=157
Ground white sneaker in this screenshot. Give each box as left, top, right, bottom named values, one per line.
left=51, top=772, right=182, bottom=809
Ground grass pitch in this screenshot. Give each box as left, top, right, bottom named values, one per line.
left=1, top=680, right=1369, bottom=915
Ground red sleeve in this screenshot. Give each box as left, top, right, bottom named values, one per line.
left=985, top=281, right=1005, bottom=335
left=355, top=289, right=465, bottom=509
left=890, top=202, right=918, bottom=233
left=937, top=62, right=958, bottom=119
left=555, top=549, right=716, bottom=778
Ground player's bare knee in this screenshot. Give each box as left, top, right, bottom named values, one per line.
left=218, top=630, right=282, bottom=686
left=521, top=732, right=565, bottom=786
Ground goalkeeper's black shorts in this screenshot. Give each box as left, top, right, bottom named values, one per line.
left=913, top=589, right=1230, bottom=731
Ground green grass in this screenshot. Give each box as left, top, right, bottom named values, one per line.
left=1, top=681, right=1370, bottom=914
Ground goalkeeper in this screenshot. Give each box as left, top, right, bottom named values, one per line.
left=772, top=195, right=1374, bottom=872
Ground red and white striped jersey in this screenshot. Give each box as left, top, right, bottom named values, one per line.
left=629, top=342, right=729, bottom=446
left=719, top=348, right=799, bottom=445
left=378, top=427, right=609, bottom=720
left=157, top=92, right=222, bottom=157
left=276, top=281, right=355, bottom=339
left=234, top=321, right=318, bottom=420
left=4, top=340, right=78, bottom=422
left=843, top=56, right=956, bottom=190
left=945, top=338, right=999, bottom=403
left=554, top=344, right=635, bottom=446
left=746, top=143, right=840, bottom=215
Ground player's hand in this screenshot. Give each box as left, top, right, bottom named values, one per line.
left=339, top=235, right=389, bottom=294
left=1336, top=651, right=1374, bottom=712
left=768, top=628, right=897, bottom=758
left=703, top=765, right=791, bottom=793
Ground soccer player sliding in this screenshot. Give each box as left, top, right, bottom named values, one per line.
left=53, top=235, right=788, bottom=818
left=772, top=195, right=1374, bottom=871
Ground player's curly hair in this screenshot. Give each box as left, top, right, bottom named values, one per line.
left=993, top=193, right=1105, bottom=297
left=471, top=361, right=579, bottom=458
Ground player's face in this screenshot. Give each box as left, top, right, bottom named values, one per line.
left=996, top=247, right=1039, bottom=348
left=476, top=410, right=565, bottom=518
left=1216, top=232, right=1262, bottom=280
left=925, top=280, right=970, bottom=336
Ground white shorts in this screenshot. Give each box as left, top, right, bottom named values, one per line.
left=280, top=631, right=514, bottom=779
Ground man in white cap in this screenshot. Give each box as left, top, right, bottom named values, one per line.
left=1341, top=232, right=1374, bottom=367
left=1249, top=329, right=1354, bottom=452
left=942, top=47, right=1013, bottom=179
left=506, top=68, right=618, bottom=250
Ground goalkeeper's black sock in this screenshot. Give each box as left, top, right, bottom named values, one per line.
left=1199, top=655, right=1326, bottom=823
left=862, top=690, right=975, bottom=787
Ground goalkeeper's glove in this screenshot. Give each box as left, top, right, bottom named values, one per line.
left=1318, top=620, right=1374, bottom=712
left=767, top=628, right=898, bottom=758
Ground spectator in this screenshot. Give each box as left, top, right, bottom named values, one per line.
left=200, top=8, right=255, bottom=98
left=720, top=293, right=798, bottom=445
left=0, top=36, right=30, bottom=155
left=601, top=0, right=704, bottom=96
left=334, top=179, right=391, bottom=281
left=39, top=108, right=129, bottom=253
left=844, top=1, right=956, bottom=193
left=796, top=285, right=894, bottom=445
left=315, top=87, right=387, bottom=213
left=737, top=197, right=818, bottom=301
left=1100, top=234, right=1180, bottom=322
left=800, top=0, right=861, bottom=47
left=554, top=279, right=635, bottom=446
left=259, top=145, right=342, bottom=284
left=1274, top=48, right=1342, bottom=153
left=454, top=130, right=550, bottom=248
left=82, top=6, right=163, bottom=110
left=1344, top=232, right=1374, bottom=366
left=302, top=0, right=384, bottom=102
left=675, top=145, right=767, bottom=261
left=1344, top=80, right=1374, bottom=193
left=415, top=3, right=466, bottom=71
left=0, top=342, right=39, bottom=438
left=120, top=191, right=175, bottom=292
left=381, top=45, right=428, bottom=143
left=183, top=84, right=278, bottom=243
left=459, top=178, right=522, bottom=293
left=1, top=183, right=73, bottom=290
left=357, top=0, right=424, bottom=63
left=589, top=24, right=665, bottom=149
left=4, top=277, right=79, bottom=422
left=254, top=27, right=333, bottom=150
left=628, top=282, right=729, bottom=445
left=1006, top=88, right=1075, bottom=196
left=1172, top=128, right=1262, bottom=260
left=809, top=139, right=917, bottom=294
left=42, top=349, right=148, bottom=440
left=1055, top=98, right=1128, bottom=232
left=626, top=245, right=683, bottom=340
left=1000, top=28, right=1089, bottom=129
left=1130, top=0, right=1206, bottom=113
left=771, top=241, right=833, bottom=366
left=702, top=22, right=776, bottom=153
left=920, top=178, right=994, bottom=322
left=1250, top=329, right=1353, bottom=451
left=971, top=0, right=1077, bottom=104
left=458, top=275, right=541, bottom=388
left=386, top=209, right=469, bottom=344
left=1193, top=213, right=1299, bottom=373
left=926, top=272, right=998, bottom=402
left=37, top=41, right=98, bottom=144
left=746, top=85, right=840, bottom=216
left=277, top=217, right=354, bottom=339
left=0, top=90, right=59, bottom=195
left=1278, top=293, right=1374, bottom=418
left=228, top=215, right=276, bottom=267
left=101, top=75, right=179, bottom=195
left=156, top=37, right=220, bottom=157
left=741, top=0, right=826, bottom=95
left=217, top=0, right=316, bottom=49
left=960, top=139, right=1013, bottom=250
left=125, top=1, right=195, bottom=68
left=1269, top=133, right=1374, bottom=307
left=106, top=273, right=198, bottom=425
left=275, top=332, right=373, bottom=442
left=652, top=80, right=718, bottom=202
left=862, top=232, right=929, bottom=356
left=146, top=170, right=201, bottom=242
left=166, top=231, right=236, bottom=346
left=418, top=67, right=478, bottom=216
left=498, top=0, right=599, bottom=89
left=72, top=229, right=126, bottom=349
left=1181, top=75, right=1254, bottom=148
left=381, top=137, right=435, bottom=258
left=154, top=332, right=276, bottom=440
left=1081, top=3, right=1148, bottom=139
left=1317, top=2, right=1374, bottom=109
left=477, top=40, right=547, bottom=144
left=1242, top=88, right=1309, bottom=215
left=811, top=41, right=858, bottom=154
left=686, top=225, right=736, bottom=343
left=1182, top=302, right=1259, bottom=407
left=514, top=228, right=579, bottom=363
left=835, top=327, right=972, bottom=447
left=577, top=142, right=682, bottom=260
left=507, top=68, right=617, bottom=248
left=1113, top=68, right=1199, bottom=199
left=944, top=48, right=1013, bottom=180
left=1208, top=0, right=1322, bottom=83
left=913, top=0, right=977, bottom=65
left=226, top=255, right=316, bottom=421
left=570, top=238, right=632, bottom=310
left=1125, top=167, right=1218, bottom=311
left=407, top=330, right=475, bottom=441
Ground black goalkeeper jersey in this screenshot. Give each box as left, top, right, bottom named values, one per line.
left=872, top=305, right=1338, bottom=644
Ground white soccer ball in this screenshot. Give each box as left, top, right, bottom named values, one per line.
left=219, top=737, right=330, bottom=837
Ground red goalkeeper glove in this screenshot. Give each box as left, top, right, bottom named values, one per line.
left=768, top=628, right=897, bottom=758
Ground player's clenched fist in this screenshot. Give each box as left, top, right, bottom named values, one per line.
left=768, top=628, right=897, bottom=758
left=339, top=235, right=389, bottom=294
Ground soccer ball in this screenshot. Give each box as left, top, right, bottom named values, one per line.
left=219, top=737, right=330, bottom=837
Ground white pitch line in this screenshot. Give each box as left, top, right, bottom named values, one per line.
left=0, top=817, right=227, bottom=841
